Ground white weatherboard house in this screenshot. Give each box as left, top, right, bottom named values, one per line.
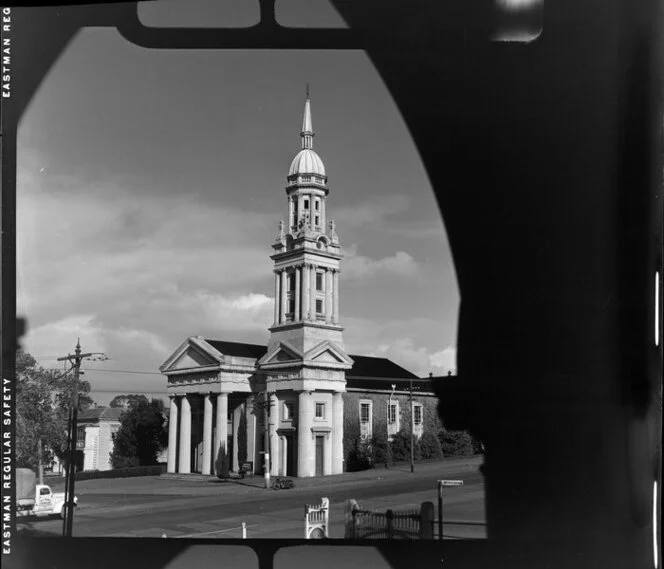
left=160, top=94, right=440, bottom=478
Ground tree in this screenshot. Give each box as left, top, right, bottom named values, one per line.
left=109, top=394, right=149, bottom=409
left=16, top=351, right=95, bottom=472
left=110, top=399, right=168, bottom=468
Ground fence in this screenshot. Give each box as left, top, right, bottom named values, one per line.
left=304, top=497, right=329, bottom=539
left=344, top=499, right=434, bottom=539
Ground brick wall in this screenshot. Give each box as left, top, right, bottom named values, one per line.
left=342, top=390, right=442, bottom=467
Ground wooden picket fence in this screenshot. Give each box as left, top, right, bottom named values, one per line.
left=344, top=499, right=435, bottom=539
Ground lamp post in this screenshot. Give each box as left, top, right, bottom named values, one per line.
left=57, top=339, right=107, bottom=537
left=255, top=391, right=272, bottom=489
left=387, top=384, right=396, bottom=468
left=410, top=377, right=414, bottom=473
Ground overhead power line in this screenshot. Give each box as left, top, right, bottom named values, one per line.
left=43, top=367, right=163, bottom=376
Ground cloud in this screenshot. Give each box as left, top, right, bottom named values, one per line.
left=333, top=194, right=410, bottom=227
left=343, top=248, right=419, bottom=280
left=341, top=315, right=457, bottom=378
left=428, top=346, right=457, bottom=375
left=17, top=155, right=274, bottom=330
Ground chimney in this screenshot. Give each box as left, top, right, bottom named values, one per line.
left=429, top=372, right=433, bottom=378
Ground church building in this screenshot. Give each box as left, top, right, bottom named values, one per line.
left=160, top=93, right=441, bottom=477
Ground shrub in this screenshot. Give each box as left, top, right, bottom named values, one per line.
left=390, top=430, right=421, bottom=462
left=370, top=432, right=388, bottom=465
left=417, top=430, right=443, bottom=459
left=345, top=438, right=373, bottom=472
left=438, top=429, right=476, bottom=457
left=75, top=465, right=163, bottom=481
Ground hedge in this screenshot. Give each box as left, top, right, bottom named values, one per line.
left=75, top=464, right=165, bottom=481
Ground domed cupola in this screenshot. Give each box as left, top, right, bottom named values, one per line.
left=289, top=149, right=326, bottom=178
left=286, top=91, right=328, bottom=187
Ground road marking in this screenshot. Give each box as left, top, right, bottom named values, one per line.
left=176, top=523, right=260, bottom=538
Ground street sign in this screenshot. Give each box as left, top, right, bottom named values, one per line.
left=439, top=480, right=463, bottom=487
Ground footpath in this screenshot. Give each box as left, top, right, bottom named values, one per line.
left=71, top=455, right=483, bottom=500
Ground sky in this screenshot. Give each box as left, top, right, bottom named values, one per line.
left=16, top=22, right=459, bottom=406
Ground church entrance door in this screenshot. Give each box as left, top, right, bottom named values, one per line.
left=315, top=436, right=324, bottom=476
left=286, top=434, right=295, bottom=476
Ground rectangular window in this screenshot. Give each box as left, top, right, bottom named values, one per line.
left=304, top=198, right=310, bottom=209
left=360, top=401, right=373, bottom=439
left=315, top=200, right=320, bottom=211
left=315, top=402, right=325, bottom=419
left=413, top=404, right=423, bottom=425
left=388, top=404, right=398, bottom=424
left=315, top=215, right=320, bottom=226
left=315, top=299, right=323, bottom=314
left=413, top=404, right=424, bottom=439
left=283, top=401, right=293, bottom=420
left=315, top=272, right=323, bottom=290
left=388, top=402, right=400, bottom=438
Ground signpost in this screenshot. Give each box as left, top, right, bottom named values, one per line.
left=437, top=479, right=464, bottom=541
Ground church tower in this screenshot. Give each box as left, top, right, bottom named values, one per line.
left=258, top=90, right=352, bottom=477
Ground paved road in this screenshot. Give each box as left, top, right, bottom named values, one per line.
left=21, top=459, right=485, bottom=540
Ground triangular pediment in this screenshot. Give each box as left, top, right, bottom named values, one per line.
left=160, top=337, right=222, bottom=373
left=304, top=341, right=354, bottom=367
left=258, top=341, right=303, bottom=366
left=170, top=347, right=216, bottom=369
left=311, top=350, right=344, bottom=363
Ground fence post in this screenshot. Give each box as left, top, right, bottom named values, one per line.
left=437, top=480, right=443, bottom=541
left=304, top=503, right=310, bottom=539
left=242, top=522, right=247, bottom=539
left=386, top=509, right=394, bottom=539
left=419, top=501, right=435, bottom=540
left=322, top=497, right=330, bottom=537
left=345, top=499, right=358, bottom=538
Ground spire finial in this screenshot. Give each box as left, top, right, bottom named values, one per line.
left=301, top=86, right=314, bottom=149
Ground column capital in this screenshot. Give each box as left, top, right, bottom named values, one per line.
left=168, top=394, right=177, bottom=399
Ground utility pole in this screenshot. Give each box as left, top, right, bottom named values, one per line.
left=256, top=391, right=271, bottom=489
left=387, top=384, right=396, bottom=469
left=37, top=439, right=44, bottom=485
left=410, top=377, right=415, bottom=473
left=57, top=339, right=107, bottom=537
left=263, top=392, right=271, bottom=489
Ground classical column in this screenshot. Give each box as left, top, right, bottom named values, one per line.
left=178, top=395, right=191, bottom=474
left=269, top=393, right=280, bottom=476
left=167, top=396, right=178, bottom=473
left=273, top=272, right=280, bottom=325
left=325, top=269, right=332, bottom=322
left=294, top=266, right=301, bottom=321
left=310, top=264, right=317, bottom=318
left=297, top=391, right=314, bottom=477
left=280, top=270, right=288, bottom=323
left=333, top=269, right=340, bottom=324
left=332, top=392, right=344, bottom=474
left=202, top=394, right=213, bottom=475
left=246, top=395, right=257, bottom=474
left=232, top=403, right=242, bottom=472
left=215, top=393, right=228, bottom=476
left=303, top=264, right=311, bottom=320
